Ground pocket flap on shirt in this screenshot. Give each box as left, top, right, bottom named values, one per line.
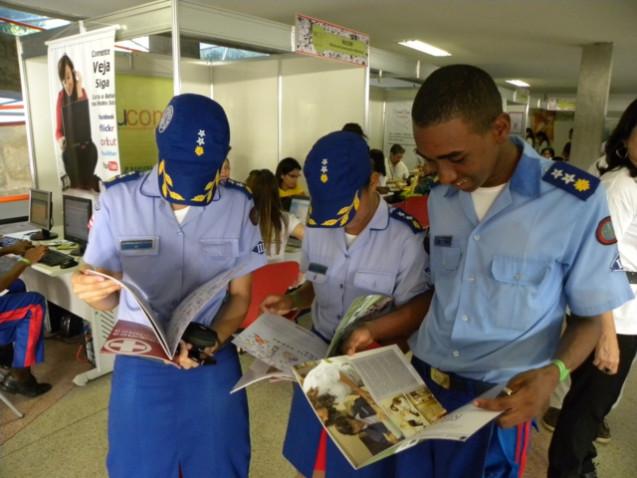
left=491, top=255, right=550, bottom=286
left=354, top=270, right=395, bottom=295
left=199, top=238, right=239, bottom=257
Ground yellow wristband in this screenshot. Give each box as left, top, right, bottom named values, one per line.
left=18, top=257, right=32, bottom=266
left=551, top=359, right=570, bottom=382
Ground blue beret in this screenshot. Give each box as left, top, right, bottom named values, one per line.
left=304, top=131, right=371, bottom=228
left=155, top=94, right=230, bottom=206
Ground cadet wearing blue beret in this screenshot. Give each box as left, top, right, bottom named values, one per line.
left=262, top=130, right=430, bottom=477
left=72, top=94, right=266, bottom=478
left=393, top=65, right=633, bottom=478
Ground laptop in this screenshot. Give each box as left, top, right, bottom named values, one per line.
left=287, top=197, right=310, bottom=250
left=62, top=100, right=92, bottom=147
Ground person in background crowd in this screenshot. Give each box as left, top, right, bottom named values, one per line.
left=246, top=169, right=304, bottom=261
left=370, top=149, right=387, bottom=187
left=562, top=128, right=573, bottom=162
left=0, top=240, right=50, bottom=397
left=220, top=155, right=231, bottom=184
left=542, top=147, right=556, bottom=160
left=391, top=64, right=631, bottom=478
left=262, top=131, right=430, bottom=478
left=548, top=98, right=637, bottom=478
left=536, top=130, right=551, bottom=152
left=525, top=127, right=536, bottom=148
left=342, top=122, right=367, bottom=139
left=70, top=94, right=266, bottom=478
left=276, top=157, right=305, bottom=198
left=387, top=144, right=409, bottom=181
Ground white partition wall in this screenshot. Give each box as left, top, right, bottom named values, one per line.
left=281, top=56, right=366, bottom=164
left=212, top=58, right=279, bottom=182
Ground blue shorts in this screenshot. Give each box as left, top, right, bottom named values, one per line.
left=394, top=358, right=531, bottom=478
left=107, top=344, right=250, bottom=478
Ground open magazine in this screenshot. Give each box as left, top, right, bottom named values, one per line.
left=231, top=295, right=392, bottom=392
left=293, top=345, right=502, bottom=470
left=86, top=268, right=238, bottom=363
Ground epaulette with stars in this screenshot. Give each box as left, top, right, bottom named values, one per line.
left=542, top=162, right=599, bottom=200
left=389, top=207, right=423, bottom=234
left=224, top=179, right=253, bottom=200
left=103, top=171, right=141, bottom=189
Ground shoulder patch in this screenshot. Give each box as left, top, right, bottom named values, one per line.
left=389, top=207, right=423, bottom=234
left=542, top=162, right=599, bottom=200
left=103, top=171, right=141, bottom=189
left=224, top=179, right=253, bottom=200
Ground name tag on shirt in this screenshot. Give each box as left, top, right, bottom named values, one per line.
left=434, top=236, right=453, bottom=247
left=308, top=262, right=328, bottom=275
left=120, top=237, right=159, bottom=255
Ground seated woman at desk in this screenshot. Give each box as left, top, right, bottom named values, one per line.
left=276, top=157, right=306, bottom=209
left=0, top=240, right=51, bottom=397
left=246, top=169, right=304, bottom=261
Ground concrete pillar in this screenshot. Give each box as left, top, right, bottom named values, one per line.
left=570, top=43, right=613, bottom=170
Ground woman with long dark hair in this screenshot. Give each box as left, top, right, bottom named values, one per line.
left=246, top=169, right=304, bottom=260
left=276, top=157, right=305, bottom=198
left=549, top=98, right=637, bottom=478
left=55, top=54, right=98, bottom=191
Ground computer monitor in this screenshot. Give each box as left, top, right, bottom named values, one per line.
left=289, top=197, right=310, bottom=224
left=63, top=194, right=92, bottom=256
left=28, top=189, right=58, bottom=240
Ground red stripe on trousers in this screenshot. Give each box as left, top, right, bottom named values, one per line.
left=0, top=303, right=44, bottom=367
left=313, top=429, right=328, bottom=472
left=515, top=421, right=531, bottom=477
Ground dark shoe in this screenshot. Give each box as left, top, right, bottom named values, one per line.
left=0, top=374, right=51, bottom=397
left=595, top=418, right=610, bottom=444
left=542, top=406, right=561, bottom=432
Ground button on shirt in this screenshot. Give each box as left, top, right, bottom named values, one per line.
left=303, top=199, right=429, bottom=339
left=84, top=168, right=267, bottom=328
left=411, top=137, right=633, bottom=383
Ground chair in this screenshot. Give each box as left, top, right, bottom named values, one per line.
left=393, top=195, right=429, bottom=226
left=240, top=261, right=301, bottom=329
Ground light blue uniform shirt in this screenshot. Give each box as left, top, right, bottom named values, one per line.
left=303, top=198, right=429, bottom=339
left=411, top=137, right=633, bottom=383
left=84, top=168, right=266, bottom=328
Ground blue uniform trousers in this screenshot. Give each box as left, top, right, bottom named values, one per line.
left=394, top=358, right=531, bottom=478
left=0, top=280, right=46, bottom=368
left=107, top=344, right=250, bottom=478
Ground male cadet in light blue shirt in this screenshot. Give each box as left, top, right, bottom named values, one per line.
left=71, top=94, right=266, bottom=478
left=390, top=65, right=633, bottom=478
left=262, top=130, right=430, bottom=478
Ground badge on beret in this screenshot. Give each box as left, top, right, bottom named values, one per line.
left=157, top=105, right=173, bottom=133
left=249, top=206, right=259, bottom=226
left=596, top=216, right=617, bottom=245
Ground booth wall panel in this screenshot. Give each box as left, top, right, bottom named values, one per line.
left=280, top=57, right=366, bottom=169
left=369, top=87, right=385, bottom=150
left=212, top=59, right=279, bottom=183
left=26, top=57, right=63, bottom=227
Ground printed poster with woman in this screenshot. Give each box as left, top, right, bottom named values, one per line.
left=47, top=26, right=120, bottom=192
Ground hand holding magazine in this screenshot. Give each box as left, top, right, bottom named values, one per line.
left=231, top=295, right=392, bottom=392
left=85, top=268, right=238, bottom=363
left=293, top=345, right=503, bottom=470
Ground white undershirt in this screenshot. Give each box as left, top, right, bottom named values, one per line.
left=173, top=206, right=190, bottom=224
left=345, top=232, right=358, bottom=247
left=471, top=184, right=506, bottom=221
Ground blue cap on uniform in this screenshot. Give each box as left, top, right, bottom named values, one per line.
left=304, top=131, right=371, bottom=228
left=155, top=94, right=230, bottom=206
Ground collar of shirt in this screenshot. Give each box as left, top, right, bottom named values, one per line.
left=443, top=136, right=542, bottom=200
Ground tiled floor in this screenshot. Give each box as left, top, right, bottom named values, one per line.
left=1, top=338, right=635, bottom=478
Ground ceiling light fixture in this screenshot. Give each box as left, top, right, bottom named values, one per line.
left=506, top=79, right=530, bottom=88
left=398, top=40, right=451, bottom=57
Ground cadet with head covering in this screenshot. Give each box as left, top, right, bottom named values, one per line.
left=261, top=131, right=430, bottom=477
left=71, top=94, right=266, bottom=478
left=393, top=64, right=633, bottom=478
